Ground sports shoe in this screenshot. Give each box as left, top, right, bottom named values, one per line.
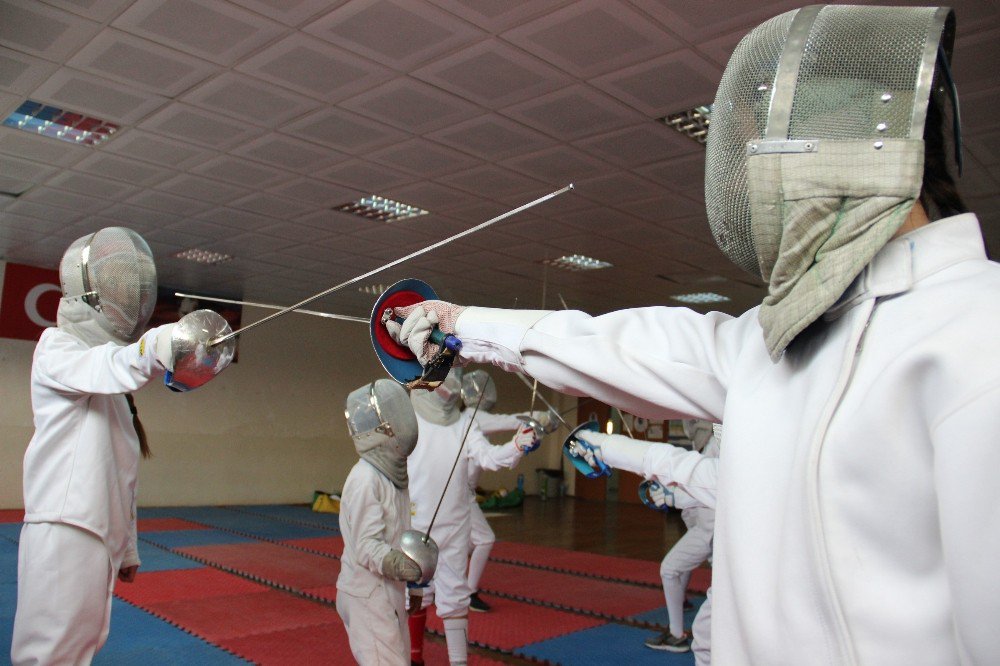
left=468, top=592, right=491, bottom=612
left=644, top=631, right=691, bottom=652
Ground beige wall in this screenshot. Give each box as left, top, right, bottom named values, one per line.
left=0, top=289, right=572, bottom=508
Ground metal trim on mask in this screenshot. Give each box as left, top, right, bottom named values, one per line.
left=368, top=381, right=395, bottom=438
left=79, top=232, right=99, bottom=310
left=909, top=7, right=954, bottom=140
left=765, top=4, right=823, bottom=141
left=747, top=139, right=820, bottom=155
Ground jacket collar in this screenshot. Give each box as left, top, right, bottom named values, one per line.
left=826, top=213, right=985, bottom=319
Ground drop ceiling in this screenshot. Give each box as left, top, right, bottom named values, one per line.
left=0, top=0, right=997, bottom=319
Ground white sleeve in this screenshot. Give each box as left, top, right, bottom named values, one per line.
left=34, top=326, right=167, bottom=396
left=932, top=381, right=1000, bottom=663
left=642, top=445, right=720, bottom=510
left=122, top=515, right=140, bottom=569
left=465, top=420, right=523, bottom=472
left=344, top=472, right=394, bottom=577
left=474, top=411, right=524, bottom=435
left=456, top=306, right=753, bottom=422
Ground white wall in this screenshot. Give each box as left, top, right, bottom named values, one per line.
left=0, top=299, right=570, bottom=508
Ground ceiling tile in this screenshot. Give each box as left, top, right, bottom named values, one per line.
left=575, top=123, right=699, bottom=167
left=427, top=113, right=556, bottom=161
left=268, top=178, right=363, bottom=207
left=369, top=138, right=481, bottom=178
left=339, top=78, right=481, bottom=134
left=630, top=0, right=801, bottom=42
left=181, top=72, right=321, bottom=127
left=31, top=67, right=169, bottom=124
left=0, top=154, right=59, bottom=188
left=21, top=185, right=111, bottom=213
left=303, top=0, right=484, bottom=70
left=501, top=0, right=680, bottom=78
left=636, top=151, right=707, bottom=202
left=1, top=210, right=68, bottom=234
left=225, top=0, right=335, bottom=27
left=962, top=87, right=1000, bottom=134
left=379, top=181, right=482, bottom=213
left=437, top=164, right=548, bottom=199
left=319, top=159, right=416, bottom=193
left=966, top=129, right=1000, bottom=166
left=236, top=32, right=394, bottom=103
left=72, top=151, right=174, bottom=186
left=412, top=39, right=572, bottom=108
left=281, top=106, right=408, bottom=154
left=954, top=27, right=1000, bottom=95
left=500, top=84, right=647, bottom=141
left=154, top=173, right=253, bottom=205
left=99, top=202, right=184, bottom=231
left=67, top=28, right=219, bottom=97
left=295, top=208, right=370, bottom=234
left=501, top=145, right=610, bottom=184
left=40, top=0, right=135, bottom=22
left=0, top=0, right=102, bottom=61
left=0, top=126, right=91, bottom=167
left=618, top=192, right=705, bottom=224
left=572, top=171, right=669, bottom=205
left=102, top=129, right=211, bottom=169
left=124, top=188, right=212, bottom=216
left=138, top=103, right=264, bottom=149
left=196, top=206, right=277, bottom=231
left=45, top=170, right=140, bottom=199
left=0, top=46, right=60, bottom=95
left=590, top=49, right=723, bottom=117
left=5, top=199, right=86, bottom=225
left=230, top=133, right=346, bottom=174
left=229, top=192, right=315, bottom=219
left=190, top=156, right=295, bottom=189
left=697, top=28, right=745, bottom=69
left=112, top=0, right=288, bottom=66
left=425, top=0, right=573, bottom=32
left=205, top=231, right=297, bottom=256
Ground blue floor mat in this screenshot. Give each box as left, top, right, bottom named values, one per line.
left=518, top=622, right=696, bottom=665
left=95, top=598, right=248, bottom=664
left=140, top=529, right=254, bottom=549
left=0, top=523, right=22, bottom=543
left=0, top=542, right=18, bottom=584
left=631, top=595, right=706, bottom=628
left=160, top=507, right=331, bottom=541
left=1, top=582, right=16, bottom=619
left=136, top=541, right=204, bottom=572
left=223, top=504, right=341, bottom=530
left=0, top=615, right=11, bottom=662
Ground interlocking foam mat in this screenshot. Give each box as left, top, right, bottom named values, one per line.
left=518, top=621, right=696, bottom=665
left=489, top=540, right=664, bottom=586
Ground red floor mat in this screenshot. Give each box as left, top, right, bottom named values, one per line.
left=218, top=621, right=351, bottom=665
left=490, top=541, right=661, bottom=586
left=0, top=509, right=24, bottom=523
left=423, top=641, right=509, bottom=666
left=115, top=567, right=269, bottom=605
left=177, top=542, right=340, bottom=589
left=427, top=595, right=603, bottom=650
left=283, top=535, right=344, bottom=557
left=138, top=518, right=207, bottom=532
left=146, top=589, right=340, bottom=641
left=479, top=562, right=665, bottom=618
left=689, top=566, right=711, bottom=593
left=301, top=584, right=338, bottom=602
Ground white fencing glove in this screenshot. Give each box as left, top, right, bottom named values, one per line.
left=575, top=430, right=650, bottom=475
left=151, top=323, right=176, bottom=370
left=382, top=549, right=421, bottom=582
left=568, top=436, right=605, bottom=468
left=648, top=481, right=674, bottom=509
left=513, top=423, right=540, bottom=453
left=383, top=300, right=466, bottom=365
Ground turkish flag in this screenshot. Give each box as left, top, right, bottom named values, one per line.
left=0, top=262, right=62, bottom=341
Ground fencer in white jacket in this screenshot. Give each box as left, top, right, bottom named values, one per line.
left=337, top=379, right=424, bottom=665
left=383, top=6, right=999, bottom=662
left=406, top=372, right=538, bottom=666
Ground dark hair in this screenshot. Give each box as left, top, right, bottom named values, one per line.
left=920, top=68, right=967, bottom=220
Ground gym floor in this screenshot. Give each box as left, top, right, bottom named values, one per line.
left=0, top=498, right=708, bottom=665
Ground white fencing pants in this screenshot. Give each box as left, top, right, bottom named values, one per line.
left=336, top=583, right=409, bottom=666
left=692, top=587, right=713, bottom=665
left=12, top=522, right=114, bottom=666
left=466, top=503, right=495, bottom=592
left=661, top=508, right=714, bottom=638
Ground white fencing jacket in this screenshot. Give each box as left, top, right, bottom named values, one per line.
left=453, top=214, right=1000, bottom=665
left=23, top=326, right=164, bottom=570
left=468, top=411, right=523, bottom=492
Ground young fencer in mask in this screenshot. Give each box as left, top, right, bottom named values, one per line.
left=407, top=370, right=539, bottom=666
left=385, top=7, right=999, bottom=664
left=12, top=227, right=233, bottom=665
left=337, top=379, right=427, bottom=666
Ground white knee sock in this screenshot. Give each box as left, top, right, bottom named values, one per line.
left=467, top=541, right=493, bottom=591
left=662, top=572, right=687, bottom=638
left=443, top=617, right=468, bottom=665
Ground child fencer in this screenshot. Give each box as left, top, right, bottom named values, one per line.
left=569, top=422, right=722, bottom=664
left=12, top=227, right=231, bottom=665
left=337, top=379, right=429, bottom=665
left=460, top=369, right=549, bottom=613
left=407, top=371, right=539, bottom=666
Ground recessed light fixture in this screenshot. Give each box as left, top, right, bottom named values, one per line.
left=544, top=254, right=613, bottom=271
left=660, top=104, right=713, bottom=145
left=358, top=284, right=387, bottom=296
left=333, top=195, right=429, bottom=222
left=670, top=291, right=730, bottom=304
left=174, top=248, right=233, bottom=265
left=3, top=100, right=119, bottom=146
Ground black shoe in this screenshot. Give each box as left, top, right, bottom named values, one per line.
left=683, top=599, right=694, bottom=612
left=644, top=631, right=691, bottom=652
left=469, top=592, right=491, bottom=612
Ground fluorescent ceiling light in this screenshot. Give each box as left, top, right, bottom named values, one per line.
left=660, top=104, right=712, bottom=145
left=3, top=100, right=119, bottom=146
left=174, top=248, right=233, bottom=265
left=358, top=284, right=387, bottom=296
left=334, top=195, right=428, bottom=222
left=544, top=254, right=613, bottom=271
left=670, top=291, right=730, bottom=304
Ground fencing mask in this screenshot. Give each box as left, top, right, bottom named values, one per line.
left=705, top=5, right=956, bottom=359
left=346, top=379, right=419, bottom=489
left=411, top=370, right=462, bottom=426
left=461, top=369, right=497, bottom=412
left=58, top=227, right=157, bottom=344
